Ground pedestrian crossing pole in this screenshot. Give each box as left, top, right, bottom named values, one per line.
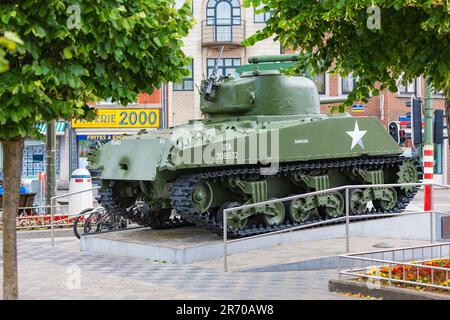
left=423, top=79, right=434, bottom=211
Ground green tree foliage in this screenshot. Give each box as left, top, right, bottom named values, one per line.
left=0, top=0, right=193, bottom=299
left=0, top=0, right=193, bottom=139
left=243, top=0, right=449, bottom=113
left=0, top=31, right=22, bottom=73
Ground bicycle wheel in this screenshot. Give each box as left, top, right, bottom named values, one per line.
left=73, top=208, right=94, bottom=239
left=84, top=209, right=111, bottom=234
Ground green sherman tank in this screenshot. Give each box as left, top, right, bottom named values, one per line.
left=92, top=54, right=422, bottom=238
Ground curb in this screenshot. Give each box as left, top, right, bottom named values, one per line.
left=329, top=278, right=450, bottom=300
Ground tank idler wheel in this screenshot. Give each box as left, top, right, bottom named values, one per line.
left=319, top=192, right=345, bottom=218
left=217, top=202, right=247, bottom=231
left=397, top=160, right=421, bottom=194
left=263, top=199, right=286, bottom=226
left=373, top=188, right=398, bottom=212
left=287, top=197, right=317, bottom=223
left=192, top=181, right=213, bottom=213
left=349, top=189, right=367, bottom=215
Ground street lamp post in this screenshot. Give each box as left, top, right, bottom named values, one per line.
left=45, top=120, right=57, bottom=215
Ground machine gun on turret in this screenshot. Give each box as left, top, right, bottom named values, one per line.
left=203, top=46, right=224, bottom=101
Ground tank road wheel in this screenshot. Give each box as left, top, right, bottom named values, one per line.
left=263, top=199, right=286, bottom=226
left=287, top=197, right=317, bottom=223
left=373, top=188, right=398, bottom=212
left=192, top=181, right=213, bottom=213
left=349, top=189, right=367, bottom=215
left=319, top=192, right=345, bottom=218
left=217, top=202, right=247, bottom=231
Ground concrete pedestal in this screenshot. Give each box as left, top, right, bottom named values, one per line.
left=81, top=213, right=447, bottom=265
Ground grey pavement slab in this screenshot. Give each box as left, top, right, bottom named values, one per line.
left=0, top=237, right=355, bottom=300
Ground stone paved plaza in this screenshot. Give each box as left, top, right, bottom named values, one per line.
left=0, top=236, right=358, bottom=300
left=1, top=188, right=449, bottom=300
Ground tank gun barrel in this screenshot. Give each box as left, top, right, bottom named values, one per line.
left=319, top=97, right=349, bottom=105
left=203, top=46, right=224, bottom=101
left=248, top=54, right=300, bottom=64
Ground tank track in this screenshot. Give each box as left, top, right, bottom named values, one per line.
left=171, top=156, right=422, bottom=238
left=98, top=182, right=189, bottom=230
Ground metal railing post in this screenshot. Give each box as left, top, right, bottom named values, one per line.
left=223, top=208, right=228, bottom=272
left=47, top=186, right=100, bottom=247
left=345, top=187, right=350, bottom=253
left=430, top=184, right=435, bottom=243
left=50, top=197, right=55, bottom=248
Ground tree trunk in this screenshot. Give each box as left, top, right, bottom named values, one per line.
left=2, top=137, right=24, bottom=300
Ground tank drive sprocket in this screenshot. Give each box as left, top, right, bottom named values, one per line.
left=98, top=181, right=189, bottom=230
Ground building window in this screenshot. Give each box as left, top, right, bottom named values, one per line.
left=207, top=58, right=241, bottom=79
left=341, top=74, right=357, bottom=95
left=398, top=77, right=418, bottom=96
left=254, top=5, right=272, bottom=23
left=310, top=72, right=326, bottom=95
left=173, top=61, right=194, bottom=91
left=206, top=0, right=241, bottom=42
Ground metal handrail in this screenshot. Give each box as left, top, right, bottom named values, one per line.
left=10, top=206, right=104, bottom=231
left=342, top=241, right=449, bottom=257
left=341, top=254, right=450, bottom=272
left=223, top=182, right=450, bottom=272
left=339, top=271, right=450, bottom=291
left=50, top=186, right=101, bottom=247
left=0, top=204, right=71, bottom=231
left=338, top=242, right=450, bottom=291
left=224, top=182, right=424, bottom=212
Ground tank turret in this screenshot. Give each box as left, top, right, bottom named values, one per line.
left=200, top=55, right=320, bottom=117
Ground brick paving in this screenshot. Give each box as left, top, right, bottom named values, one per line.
left=1, top=189, right=449, bottom=300
left=0, top=237, right=355, bottom=300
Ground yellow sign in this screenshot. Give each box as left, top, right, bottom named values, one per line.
left=72, top=109, right=160, bottom=128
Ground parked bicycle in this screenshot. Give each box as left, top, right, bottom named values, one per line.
left=73, top=206, right=127, bottom=239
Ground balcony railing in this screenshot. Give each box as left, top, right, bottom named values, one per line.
left=201, top=19, right=245, bottom=47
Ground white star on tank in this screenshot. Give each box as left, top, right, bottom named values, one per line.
left=346, top=121, right=367, bottom=150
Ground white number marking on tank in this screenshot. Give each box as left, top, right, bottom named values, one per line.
left=294, top=139, right=309, bottom=144
left=216, top=151, right=239, bottom=161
